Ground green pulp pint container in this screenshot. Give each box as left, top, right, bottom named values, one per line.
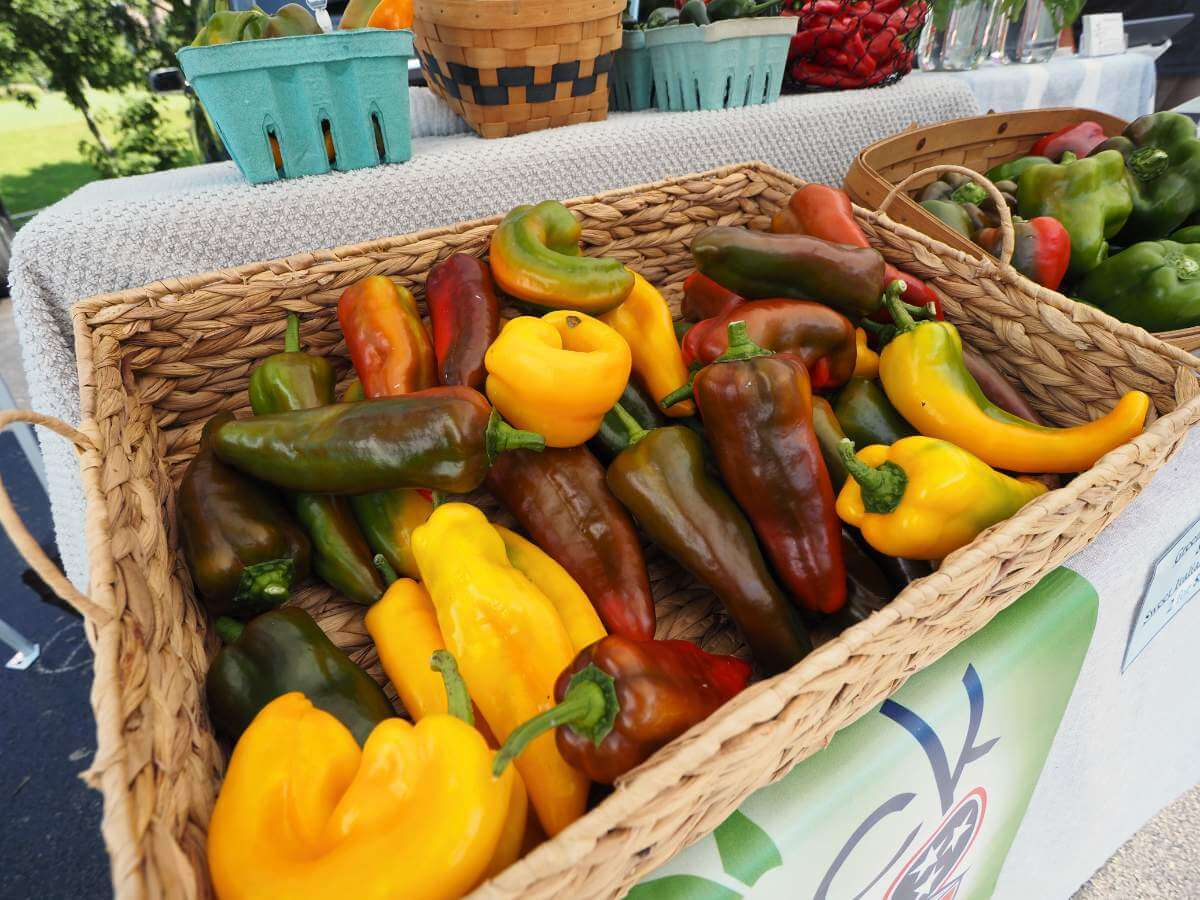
left=644, top=17, right=798, bottom=112
left=177, top=29, right=414, bottom=184
left=611, top=29, right=654, bottom=112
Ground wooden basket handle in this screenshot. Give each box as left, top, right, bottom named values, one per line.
left=0, top=411, right=111, bottom=626
left=879, top=164, right=1016, bottom=268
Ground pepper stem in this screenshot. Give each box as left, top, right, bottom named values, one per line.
left=485, top=409, right=546, bottom=463
left=1173, top=251, right=1200, bottom=281
left=492, top=664, right=618, bottom=777
left=1130, top=146, right=1169, bottom=181
left=659, top=378, right=695, bottom=410
left=610, top=402, right=650, bottom=448
left=714, top=320, right=773, bottom=363
left=430, top=650, right=473, bottom=726
left=285, top=313, right=300, bottom=353
left=837, top=439, right=908, bottom=515
left=880, top=280, right=915, bottom=333
left=950, top=182, right=987, bottom=206
left=1060, top=151, right=1078, bottom=164
left=373, top=553, right=399, bottom=585
left=215, top=617, right=245, bottom=644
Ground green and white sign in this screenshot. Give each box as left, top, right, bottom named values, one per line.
left=630, top=567, right=1098, bottom=900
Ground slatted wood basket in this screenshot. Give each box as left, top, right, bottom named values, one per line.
left=2, top=161, right=1199, bottom=899
left=843, top=107, right=1200, bottom=352
left=413, top=0, right=624, bottom=139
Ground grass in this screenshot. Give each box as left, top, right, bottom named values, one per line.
left=0, top=87, right=193, bottom=217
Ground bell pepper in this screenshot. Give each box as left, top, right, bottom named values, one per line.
left=178, top=412, right=310, bottom=619
left=365, top=0, right=412, bottom=28
left=338, top=0, right=381, bottom=29
left=679, top=0, right=711, bottom=25
left=853, top=328, right=880, bottom=379
left=250, top=315, right=385, bottom=606
left=493, top=635, right=751, bottom=785
left=350, top=489, right=432, bottom=581
left=836, top=437, right=1048, bottom=560
left=1032, top=121, right=1108, bottom=161
left=487, top=446, right=655, bottom=640
left=606, top=408, right=812, bottom=674
left=484, top=311, right=632, bottom=447
left=1093, top=112, right=1200, bottom=243
left=1016, top=149, right=1132, bottom=278
left=338, top=275, right=437, bottom=400
left=920, top=199, right=974, bottom=239
left=680, top=299, right=856, bottom=391
left=691, top=226, right=886, bottom=318
left=812, top=396, right=849, bottom=491
left=214, top=387, right=545, bottom=494
left=876, top=282, right=1150, bottom=473
left=837, top=527, right=896, bottom=625
left=191, top=8, right=266, bottom=45
left=411, top=502, right=589, bottom=836
left=599, top=271, right=693, bottom=416
left=426, top=254, right=501, bottom=391
left=1171, top=225, right=1200, bottom=244
left=1079, top=240, right=1200, bottom=332
left=693, top=324, right=845, bottom=615
left=644, top=5, right=679, bottom=26
left=834, top=376, right=915, bottom=448
left=206, top=688, right=512, bottom=900
left=707, top=0, right=778, bottom=19
left=589, top=379, right=669, bottom=463
left=206, top=609, right=394, bottom=745
left=985, top=155, right=1053, bottom=184
left=263, top=3, right=322, bottom=36
left=489, top=201, right=634, bottom=314
left=976, top=216, right=1071, bottom=292
left=681, top=272, right=745, bottom=322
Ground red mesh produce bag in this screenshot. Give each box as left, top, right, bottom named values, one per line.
left=782, top=0, right=928, bottom=90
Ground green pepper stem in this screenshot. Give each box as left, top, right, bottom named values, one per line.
left=836, top=439, right=908, bottom=514
left=659, top=377, right=695, bottom=410
left=485, top=409, right=546, bottom=463
left=373, top=553, right=399, bottom=585
left=880, top=280, right=915, bottom=333
left=1059, top=151, right=1078, bottom=164
left=950, top=182, right=987, bottom=206
left=215, top=617, right=245, bottom=644
left=1130, top=146, right=1169, bottom=181
left=430, top=650, right=473, bottom=726
left=492, top=664, right=619, bottom=777
left=285, top=313, right=300, bottom=353
left=1174, top=252, right=1200, bottom=281
left=611, top=402, right=650, bottom=447
left=714, top=320, right=773, bottom=363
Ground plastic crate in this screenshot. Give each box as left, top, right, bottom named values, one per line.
left=611, top=29, right=654, bottom=112
left=177, top=29, right=414, bottom=184
left=644, top=17, right=797, bottom=112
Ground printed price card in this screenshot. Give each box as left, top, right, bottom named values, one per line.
left=1123, top=515, right=1200, bottom=671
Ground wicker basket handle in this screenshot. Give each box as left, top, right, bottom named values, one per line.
left=0, top=410, right=111, bottom=626
left=880, top=164, right=1016, bottom=267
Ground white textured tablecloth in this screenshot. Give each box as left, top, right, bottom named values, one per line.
left=9, top=74, right=979, bottom=588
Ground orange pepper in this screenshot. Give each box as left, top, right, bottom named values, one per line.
left=366, top=0, right=413, bottom=29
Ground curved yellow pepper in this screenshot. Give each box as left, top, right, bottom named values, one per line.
left=851, top=327, right=880, bottom=380
left=489, top=201, right=634, bottom=314
left=485, top=310, right=631, bottom=448
left=412, top=503, right=589, bottom=836
left=206, top=692, right=511, bottom=900
left=835, top=437, right=1048, bottom=560
left=599, top=271, right=695, bottom=417
left=876, top=282, right=1149, bottom=473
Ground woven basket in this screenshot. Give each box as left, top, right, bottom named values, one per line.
left=413, top=0, right=623, bottom=139
left=843, top=107, right=1200, bottom=352
left=3, top=161, right=1199, bottom=900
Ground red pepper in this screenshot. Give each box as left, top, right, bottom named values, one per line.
left=976, top=216, right=1071, bottom=292
left=681, top=299, right=856, bottom=390
left=486, top=446, right=656, bottom=641
left=681, top=272, right=745, bottom=321
left=425, top=254, right=501, bottom=391
left=693, top=323, right=845, bottom=616
left=1031, top=121, right=1108, bottom=161
left=338, top=276, right=438, bottom=398
left=493, top=635, right=751, bottom=785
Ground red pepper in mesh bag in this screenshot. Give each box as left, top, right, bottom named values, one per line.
left=786, top=0, right=926, bottom=90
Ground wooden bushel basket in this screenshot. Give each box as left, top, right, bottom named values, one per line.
left=1, top=162, right=1198, bottom=899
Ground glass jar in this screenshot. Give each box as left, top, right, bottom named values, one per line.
left=917, top=0, right=993, bottom=72
left=1010, top=0, right=1060, bottom=64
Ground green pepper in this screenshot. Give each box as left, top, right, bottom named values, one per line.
left=263, top=3, right=322, bottom=36
left=985, top=156, right=1053, bottom=183
left=1170, top=226, right=1200, bottom=244
left=249, top=315, right=385, bottom=606
left=834, top=377, right=916, bottom=447
left=644, top=6, right=680, bottom=27
left=588, top=379, right=668, bottom=463
left=811, top=396, right=849, bottom=491
left=206, top=609, right=394, bottom=745
left=707, top=0, right=777, bottom=19
left=606, top=408, right=812, bottom=675
left=691, top=226, right=886, bottom=319
left=177, top=413, right=310, bottom=620
left=920, top=199, right=974, bottom=238
left=215, top=386, right=545, bottom=495
left=191, top=8, right=267, bottom=45
left=678, top=0, right=710, bottom=25
left=1016, top=150, right=1132, bottom=278
left=1078, top=240, right=1200, bottom=332
left=1092, top=112, right=1200, bottom=243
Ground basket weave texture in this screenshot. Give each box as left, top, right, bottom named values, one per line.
left=13, top=161, right=1200, bottom=900
left=413, top=0, right=624, bottom=139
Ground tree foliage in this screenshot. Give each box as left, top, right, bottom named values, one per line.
left=79, top=94, right=196, bottom=178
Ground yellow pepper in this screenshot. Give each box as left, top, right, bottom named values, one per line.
left=852, top=327, right=880, bottom=380
left=876, top=281, right=1149, bottom=473
left=412, top=502, right=589, bottom=836
left=599, top=271, right=695, bottom=417
left=835, top=437, right=1048, bottom=560
left=206, top=691, right=512, bottom=900
left=485, top=310, right=631, bottom=448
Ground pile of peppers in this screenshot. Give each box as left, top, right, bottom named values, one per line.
left=186, top=187, right=1151, bottom=899
left=783, top=0, right=927, bottom=90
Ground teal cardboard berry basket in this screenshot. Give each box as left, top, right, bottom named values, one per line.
left=644, top=16, right=798, bottom=112
left=611, top=29, right=654, bottom=112
left=177, top=29, right=414, bottom=184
